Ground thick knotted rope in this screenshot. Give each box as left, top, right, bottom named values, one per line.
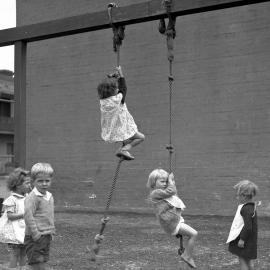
left=108, top=3, right=125, bottom=66
left=158, top=0, right=184, bottom=256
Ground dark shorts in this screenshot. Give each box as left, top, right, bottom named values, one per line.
left=25, top=235, right=52, bottom=265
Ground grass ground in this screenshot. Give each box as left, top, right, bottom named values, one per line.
left=0, top=212, right=269, bottom=270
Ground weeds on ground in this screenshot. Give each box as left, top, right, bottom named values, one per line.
left=0, top=213, right=269, bottom=270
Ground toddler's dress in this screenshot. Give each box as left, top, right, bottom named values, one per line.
left=2, top=192, right=26, bottom=244
left=100, top=77, right=138, bottom=142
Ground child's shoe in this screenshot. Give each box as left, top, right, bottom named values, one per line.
left=180, top=254, right=197, bottom=268
left=116, top=149, right=134, bottom=161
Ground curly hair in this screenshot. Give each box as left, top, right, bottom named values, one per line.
left=234, top=179, right=259, bottom=199
left=7, top=167, right=30, bottom=192
left=97, top=77, right=118, bottom=99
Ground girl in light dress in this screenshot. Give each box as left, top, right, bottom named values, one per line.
left=2, top=168, right=31, bottom=270
left=97, top=66, right=145, bottom=160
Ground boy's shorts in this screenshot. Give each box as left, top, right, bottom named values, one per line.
left=24, top=234, right=52, bottom=265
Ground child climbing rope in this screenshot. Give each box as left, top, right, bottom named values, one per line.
left=147, top=168, right=198, bottom=268
left=97, top=65, right=145, bottom=160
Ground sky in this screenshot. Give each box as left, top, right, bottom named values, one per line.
left=0, top=0, right=16, bottom=72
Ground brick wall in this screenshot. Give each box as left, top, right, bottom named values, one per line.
left=17, top=1, right=270, bottom=215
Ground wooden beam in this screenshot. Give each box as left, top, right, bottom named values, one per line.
left=14, top=41, right=27, bottom=168
left=0, top=0, right=269, bottom=47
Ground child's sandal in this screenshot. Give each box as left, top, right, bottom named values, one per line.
left=116, top=150, right=134, bottom=161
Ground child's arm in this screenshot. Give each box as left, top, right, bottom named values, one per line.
left=116, top=66, right=127, bottom=104
left=150, top=177, right=177, bottom=201
left=7, top=212, right=24, bottom=221
left=3, top=196, right=23, bottom=221
left=238, top=204, right=254, bottom=248
left=24, top=194, right=42, bottom=241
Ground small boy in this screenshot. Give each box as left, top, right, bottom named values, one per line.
left=24, top=163, right=55, bottom=270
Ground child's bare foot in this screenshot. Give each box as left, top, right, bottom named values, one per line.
left=180, top=254, right=197, bottom=268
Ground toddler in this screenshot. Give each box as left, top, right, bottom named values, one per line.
left=227, top=180, right=259, bottom=270
left=147, top=168, right=198, bottom=268
left=97, top=66, right=145, bottom=160
left=2, top=168, right=31, bottom=270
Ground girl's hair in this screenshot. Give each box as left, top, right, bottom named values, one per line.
left=234, top=180, right=258, bottom=199
left=31, top=162, right=54, bottom=180
left=97, top=77, right=118, bottom=99
left=147, top=168, right=169, bottom=189
left=7, top=167, right=30, bottom=192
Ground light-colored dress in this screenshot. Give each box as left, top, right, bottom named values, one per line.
left=100, top=92, right=138, bottom=142
left=2, top=193, right=26, bottom=244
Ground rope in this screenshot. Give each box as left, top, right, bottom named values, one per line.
left=158, top=0, right=184, bottom=256
left=91, top=4, right=127, bottom=262
left=167, top=69, right=174, bottom=173
left=108, top=3, right=125, bottom=66
left=90, top=157, right=124, bottom=261
left=99, top=157, right=123, bottom=235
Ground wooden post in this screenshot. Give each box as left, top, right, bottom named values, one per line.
left=14, top=41, right=27, bottom=168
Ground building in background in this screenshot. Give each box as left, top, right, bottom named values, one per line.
left=16, top=0, right=270, bottom=215
left=0, top=70, right=14, bottom=175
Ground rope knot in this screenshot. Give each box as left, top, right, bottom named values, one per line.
left=158, top=0, right=176, bottom=62
left=162, top=0, right=173, bottom=11
left=166, top=144, right=174, bottom=153
left=108, top=3, right=126, bottom=52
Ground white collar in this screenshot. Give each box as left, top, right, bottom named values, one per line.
left=33, top=187, right=52, bottom=201
left=11, top=192, right=25, bottom=198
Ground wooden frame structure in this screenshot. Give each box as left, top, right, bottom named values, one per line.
left=0, top=0, right=269, bottom=167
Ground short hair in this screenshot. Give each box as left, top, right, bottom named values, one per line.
left=7, top=167, right=30, bottom=191
left=31, top=163, right=54, bottom=180
left=234, top=180, right=258, bottom=199
left=147, top=168, right=169, bottom=189
left=97, top=77, right=117, bottom=99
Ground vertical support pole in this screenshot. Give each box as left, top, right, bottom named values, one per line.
left=14, top=41, right=27, bottom=168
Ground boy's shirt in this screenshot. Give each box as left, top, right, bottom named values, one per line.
left=24, top=187, right=55, bottom=241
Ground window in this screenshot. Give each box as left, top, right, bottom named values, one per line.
left=0, top=101, right=11, bottom=117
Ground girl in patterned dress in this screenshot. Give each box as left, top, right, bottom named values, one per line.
left=2, top=168, right=31, bottom=270
left=226, top=180, right=259, bottom=270
left=97, top=66, right=145, bottom=160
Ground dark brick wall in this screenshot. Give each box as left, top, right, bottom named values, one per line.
left=17, top=1, right=270, bottom=215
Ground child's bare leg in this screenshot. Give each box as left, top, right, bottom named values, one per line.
left=19, top=247, right=27, bottom=269
left=122, top=132, right=145, bottom=150
left=178, top=223, right=198, bottom=259
left=239, top=257, right=252, bottom=270
left=9, top=246, right=19, bottom=268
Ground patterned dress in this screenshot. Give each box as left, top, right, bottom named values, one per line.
left=100, top=77, right=138, bottom=142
